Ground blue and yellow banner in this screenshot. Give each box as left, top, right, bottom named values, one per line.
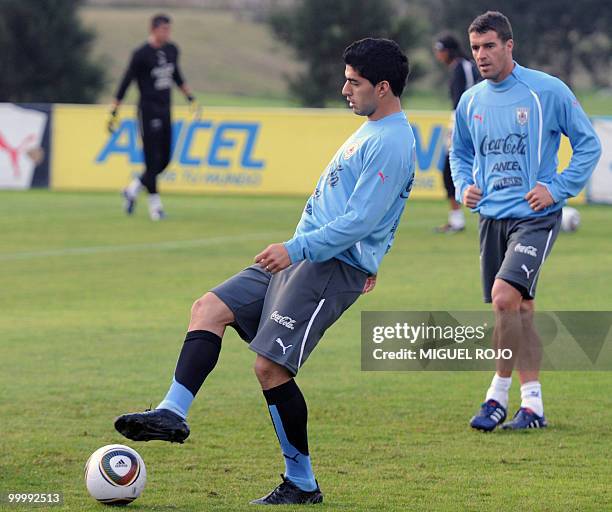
left=51, top=105, right=577, bottom=200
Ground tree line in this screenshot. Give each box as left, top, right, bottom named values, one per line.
left=270, top=0, right=611, bottom=106
left=0, top=0, right=609, bottom=105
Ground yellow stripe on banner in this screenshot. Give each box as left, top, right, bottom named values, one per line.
left=558, top=136, right=585, bottom=204
left=50, top=105, right=583, bottom=203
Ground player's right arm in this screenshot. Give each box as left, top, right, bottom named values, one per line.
left=450, top=96, right=481, bottom=207
left=106, top=52, right=137, bottom=133
left=114, top=51, right=138, bottom=104
left=108, top=51, right=138, bottom=132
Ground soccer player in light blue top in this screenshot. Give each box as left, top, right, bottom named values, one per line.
left=450, top=11, right=601, bottom=431
left=283, top=98, right=415, bottom=276
left=114, top=38, right=415, bottom=505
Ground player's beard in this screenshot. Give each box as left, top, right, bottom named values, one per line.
left=480, top=65, right=499, bottom=81
left=354, top=102, right=376, bottom=117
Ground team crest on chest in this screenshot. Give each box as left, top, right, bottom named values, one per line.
left=516, top=107, right=529, bottom=126
left=343, top=140, right=361, bottom=160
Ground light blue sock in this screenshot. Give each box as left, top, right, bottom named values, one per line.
left=269, top=405, right=317, bottom=492
left=157, top=377, right=194, bottom=419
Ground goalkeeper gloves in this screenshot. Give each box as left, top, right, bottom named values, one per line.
left=107, top=108, right=119, bottom=134
left=187, top=95, right=200, bottom=118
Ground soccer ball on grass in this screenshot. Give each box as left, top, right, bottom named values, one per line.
left=561, top=206, right=581, bottom=232
left=84, top=444, right=147, bottom=505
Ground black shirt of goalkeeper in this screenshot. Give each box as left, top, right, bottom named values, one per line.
left=116, top=43, right=185, bottom=109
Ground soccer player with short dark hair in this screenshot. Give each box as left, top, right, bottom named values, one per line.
left=114, top=38, right=415, bottom=505
left=451, top=11, right=601, bottom=431
left=433, top=32, right=480, bottom=233
left=109, top=13, right=195, bottom=221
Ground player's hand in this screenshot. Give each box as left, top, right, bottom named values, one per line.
left=107, top=108, right=119, bottom=134
left=362, top=275, right=377, bottom=294
left=255, top=243, right=291, bottom=274
left=187, top=96, right=200, bottom=118
left=525, top=183, right=555, bottom=211
left=463, top=184, right=482, bottom=208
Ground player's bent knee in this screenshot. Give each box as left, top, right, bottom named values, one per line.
left=492, top=280, right=522, bottom=312
left=253, top=356, right=274, bottom=380
left=253, top=356, right=291, bottom=388
left=492, top=292, right=521, bottom=312
left=190, top=292, right=234, bottom=326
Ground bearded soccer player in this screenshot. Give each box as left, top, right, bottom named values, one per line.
left=114, top=38, right=415, bottom=504
left=451, top=11, right=601, bottom=431
left=109, top=13, right=195, bottom=221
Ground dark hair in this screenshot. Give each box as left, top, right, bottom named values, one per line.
left=343, top=38, right=409, bottom=97
left=151, top=13, right=171, bottom=29
left=433, top=32, right=467, bottom=60
left=468, top=11, right=513, bottom=42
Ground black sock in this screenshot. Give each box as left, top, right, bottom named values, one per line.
left=174, top=330, right=222, bottom=396
left=263, top=379, right=316, bottom=491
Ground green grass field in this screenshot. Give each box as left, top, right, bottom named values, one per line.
left=1, top=191, right=611, bottom=511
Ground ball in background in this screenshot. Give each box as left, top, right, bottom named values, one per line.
left=84, top=444, right=147, bottom=505
left=561, top=206, right=581, bottom=232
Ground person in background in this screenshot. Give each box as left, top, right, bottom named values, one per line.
left=109, top=13, right=196, bottom=221
left=433, top=32, right=480, bottom=233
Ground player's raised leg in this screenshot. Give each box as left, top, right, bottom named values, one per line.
left=114, top=293, right=233, bottom=442
left=250, top=355, right=323, bottom=505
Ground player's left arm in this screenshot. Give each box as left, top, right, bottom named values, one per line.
left=180, top=84, right=198, bottom=114
left=171, top=45, right=196, bottom=106
left=537, top=84, right=602, bottom=204
left=280, top=136, right=412, bottom=268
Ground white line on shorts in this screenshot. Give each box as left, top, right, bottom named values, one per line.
left=529, top=228, right=554, bottom=297
left=297, top=299, right=326, bottom=369
left=0, top=232, right=285, bottom=262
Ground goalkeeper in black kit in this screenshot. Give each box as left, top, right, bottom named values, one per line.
left=109, top=13, right=196, bottom=221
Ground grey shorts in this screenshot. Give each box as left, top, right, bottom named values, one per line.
left=211, top=259, right=368, bottom=375
left=479, top=210, right=562, bottom=303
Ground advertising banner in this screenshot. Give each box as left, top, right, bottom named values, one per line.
left=0, top=103, right=51, bottom=189
left=587, top=117, right=612, bottom=204
left=51, top=105, right=579, bottom=200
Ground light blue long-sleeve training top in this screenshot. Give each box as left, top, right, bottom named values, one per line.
left=284, top=111, right=415, bottom=275
left=450, top=62, right=601, bottom=219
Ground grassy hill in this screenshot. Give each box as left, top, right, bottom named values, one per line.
left=81, top=6, right=612, bottom=113
left=81, top=6, right=302, bottom=104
